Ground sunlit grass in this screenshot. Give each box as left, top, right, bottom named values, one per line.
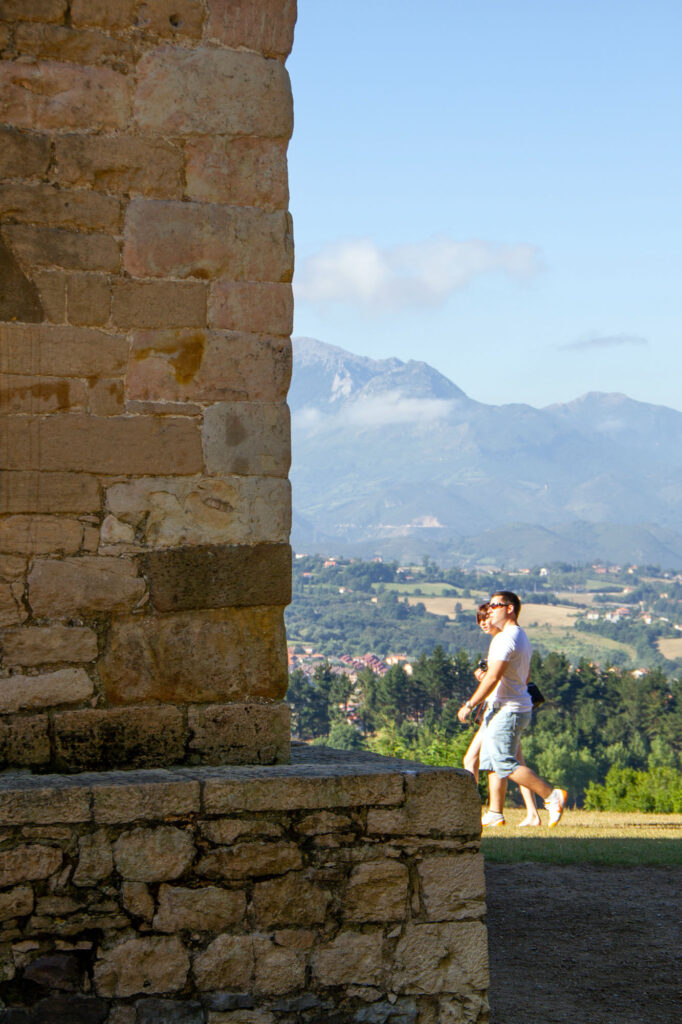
left=482, top=809, right=682, bottom=866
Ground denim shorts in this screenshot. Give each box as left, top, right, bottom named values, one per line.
left=479, top=705, right=532, bottom=778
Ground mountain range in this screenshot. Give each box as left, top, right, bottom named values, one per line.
left=289, top=337, right=682, bottom=568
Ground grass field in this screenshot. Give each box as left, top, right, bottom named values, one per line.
left=376, top=582, right=460, bottom=596
left=482, top=809, right=682, bottom=866
left=658, top=636, right=682, bottom=660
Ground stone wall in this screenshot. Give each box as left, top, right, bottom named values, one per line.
left=0, top=747, right=489, bottom=1023
left=0, top=0, right=297, bottom=770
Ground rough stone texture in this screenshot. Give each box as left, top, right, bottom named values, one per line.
left=391, top=922, right=489, bottom=994
left=0, top=667, right=93, bottom=714
left=73, top=830, right=114, bottom=887
left=1, top=322, right=128, bottom=377
left=344, top=859, right=410, bottom=922
left=202, top=402, right=291, bottom=477
left=209, top=281, right=293, bottom=335
left=53, top=706, right=185, bottom=771
left=112, top=281, right=207, bottom=330
left=0, top=844, right=62, bottom=888
left=27, top=556, right=146, bottom=616
left=0, top=60, right=130, bottom=130
left=94, top=936, right=189, bottom=997
left=54, top=134, right=184, bottom=197
left=313, top=932, right=384, bottom=987
left=0, top=885, right=34, bottom=921
left=251, top=872, right=331, bottom=927
left=206, top=0, right=297, bottom=58
left=185, top=138, right=289, bottom=210
left=154, top=884, right=246, bottom=933
left=367, top=769, right=482, bottom=837
left=0, top=515, right=83, bottom=555
left=196, top=841, right=302, bottom=880
left=187, top=702, right=290, bottom=765
left=1, top=624, right=97, bottom=668
left=113, top=826, right=195, bottom=882
left=0, top=471, right=100, bottom=514
left=0, top=127, right=52, bottom=180
left=0, top=714, right=50, bottom=767
left=418, top=855, right=487, bottom=920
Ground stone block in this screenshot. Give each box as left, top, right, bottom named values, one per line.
left=0, top=714, right=50, bottom=767
left=0, top=471, right=100, bottom=514
left=0, top=554, right=25, bottom=579
left=0, top=183, right=120, bottom=232
left=0, top=230, right=44, bottom=322
left=0, top=60, right=130, bottom=131
left=123, top=200, right=294, bottom=282
left=136, top=998, right=205, bottom=1024
left=391, top=922, right=489, bottom=994
left=0, top=375, right=89, bottom=414
left=251, top=872, right=331, bottom=927
left=3, top=414, right=203, bottom=474
left=135, top=46, right=292, bottom=137
left=87, top=377, right=125, bottom=415
left=313, top=931, right=383, bottom=987
left=417, top=855, right=486, bottom=921
left=206, top=0, right=297, bottom=58
left=367, top=770, right=481, bottom=838
left=203, top=770, right=405, bottom=815
left=134, top=0, right=206, bottom=40
left=94, top=935, right=189, bottom=997
left=27, top=556, right=145, bottom=616
left=0, top=845, right=62, bottom=888
left=208, top=1014, right=273, bottom=1024
left=153, top=884, right=246, bottom=933
left=127, top=329, right=291, bottom=404
left=188, top=702, right=290, bottom=765
left=0, top=516, right=83, bottom=556
left=142, top=542, right=291, bottom=611
left=293, top=810, right=354, bottom=836
left=23, top=951, right=83, bottom=990
left=113, top=826, right=195, bottom=882
left=185, top=137, right=289, bottom=210
left=112, top=281, right=207, bottom=330
left=2, top=224, right=120, bottom=273
left=192, top=934, right=254, bottom=991
left=14, top=22, right=134, bottom=64
left=199, top=818, right=283, bottom=845
left=197, top=841, right=302, bottom=880
left=54, top=134, right=183, bottom=198
left=93, top=779, right=200, bottom=824
left=344, top=860, right=410, bottom=922
left=98, top=607, right=287, bottom=705
left=66, top=273, right=111, bottom=326
left=52, top=705, right=185, bottom=771
left=105, top=475, right=291, bottom=547
left=0, top=1, right=67, bottom=22
left=32, top=269, right=67, bottom=321
left=0, top=323, right=128, bottom=377
left=202, top=402, right=291, bottom=477
left=122, top=881, right=155, bottom=922
left=70, top=0, right=136, bottom=29
left=0, top=783, right=90, bottom=824
left=0, top=127, right=51, bottom=180
left=0, top=582, right=27, bottom=627
left=73, top=831, right=114, bottom=886
left=209, top=281, right=293, bottom=335
left=0, top=886, right=34, bottom=922
left=252, top=937, right=305, bottom=996
left=0, top=667, right=93, bottom=714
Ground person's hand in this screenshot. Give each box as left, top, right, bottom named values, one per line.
left=457, top=704, right=471, bottom=724
left=474, top=668, right=484, bottom=682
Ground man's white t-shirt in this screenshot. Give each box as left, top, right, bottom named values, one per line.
left=487, top=624, right=533, bottom=712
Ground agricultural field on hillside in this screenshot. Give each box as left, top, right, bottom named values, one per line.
left=658, top=637, right=682, bottom=660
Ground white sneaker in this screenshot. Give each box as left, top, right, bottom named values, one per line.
left=545, top=788, right=568, bottom=828
left=481, top=810, right=505, bottom=827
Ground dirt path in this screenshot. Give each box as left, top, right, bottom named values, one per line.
left=484, top=863, right=682, bottom=1024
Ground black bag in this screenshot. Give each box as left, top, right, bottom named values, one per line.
left=527, top=683, right=545, bottom=708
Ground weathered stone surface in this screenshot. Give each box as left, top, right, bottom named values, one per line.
left=27, top=556, right=145, bottom=616
left=188, top=702, right=290, bottom=765
left=66, top=272, right=111, bottom=326
left=0, top=127, right=51, bottom=180
left=70, top=0, right=136, bottom=30
left=93, top=779, right=200, bottom=824
left=0, top=60, right=130, bottom=131
left=0, top=886, right=34, bottom=922
left=0, top=516, right=83, bottom=556
left=391, top=922, right=489, bottom=994
left=1, top=1, right=67, bottom=24
left=0, top=232, right=44, bottom=322
left=345, top=860, right=409, bottom=922
left=207, top=1013, right=273, bottom=1024
left=0, top=374, right=89, bottom=414
left=185, top=138, right=288, bottom=210
left=0, top=582, right=27, bottom=627
left=251, top=872, right=331, bottom=927
left=192, top=934, right=253, bottom=991
left=121, top=880, right=154, bottom=922
left=54, top=134, right=183, bottom=197
left=367, top=771, right=481, bottom=837
left=136, top=998, right=205, bottom=1024
left=0, top=183, right=120, bottom=232
left=0, top=714, right=50, bottom=767
left=113, top=825, right=195, bottom=882
left=0, top=667, right=92, bottom=714
left=253, top=936, right=305, bottom=996
left=293, top=810, right=354, bottom=836
left=53, top=705, right=185, bottom=772
left=197, top=841, right=302, bottom=880
left=28, top=994, right=109, bottom=1022
left=3, top=223, right=120, bottom=272
left=0, top=783, right=90, bottom=824
left=123, top=200, right=294, bottom=282
left=105, top=475, right=291, bottom=547
left=0, top=323, right=128, bottom=377
left=0, top=471, right=100, bottom=514
left=2, top=414, right=203, bottom=474
left=112, top=281, right=207, bottom=330
left=209, top=281, right=293, bottom=335
left=73, top=831, right=113, bottom=887
left=142, top=542, right=291, bottom=611
left=99, top=607, right=287, bottom=705
left=94, top=935, right=189, bottom=997
left=0, top=554, right=25, bottom=579
left=206, top=0, right=297, bottom=58
left=14, top=22, right=134, bottom=64
left=203, top=769, right=405, bottom=815
left=128, top=329, right=291, bottom=404
left=134, top=46, right=292, bottom=137
left=134, top=0, right=206, bottom=40
left=202, top=402, right=291, bottom=477
left=417, top=855, right=486, bottom=920
left=23, top=951, right=82, bottom=991
left=313, top=931, right=383, bottom=987
left=199, top=818, right=283, bottom=845
left=0, top=845, right=62, bottom=888
left=32, top=269, right=67, bottom=322
left=154, top=884, right=245, bottom=933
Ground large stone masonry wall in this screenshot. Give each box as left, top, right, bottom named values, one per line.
left=0, top=747, right=489, bottom=1024
left=0, top=0, right=297, bottom=770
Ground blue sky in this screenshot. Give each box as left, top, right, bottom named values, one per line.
left=288, top=0, right=682, bottom=411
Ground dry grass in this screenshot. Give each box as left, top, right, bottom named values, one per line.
left=657, top=636, right=682, bottom=660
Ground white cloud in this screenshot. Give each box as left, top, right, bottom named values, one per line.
left=294, top=236, right=543, bottom=308
left=560, top=333, right=649, bottom=351
left=293, top=391, right=455, bottom=432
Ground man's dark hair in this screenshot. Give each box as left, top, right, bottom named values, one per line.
left=492, top=590, right=521, bottom=619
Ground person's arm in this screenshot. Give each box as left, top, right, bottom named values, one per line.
left=457, top=659, right=508, bottom=723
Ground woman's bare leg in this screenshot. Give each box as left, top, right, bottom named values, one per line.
left=463, top=724, right=484, bottom=783
left=515, top=744, right=541, bottom=825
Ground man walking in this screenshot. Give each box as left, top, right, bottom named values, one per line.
left=457, top=590, right=567, bottom=827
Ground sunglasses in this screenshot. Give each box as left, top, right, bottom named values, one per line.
left=488, top=601, right=509, bottom=609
